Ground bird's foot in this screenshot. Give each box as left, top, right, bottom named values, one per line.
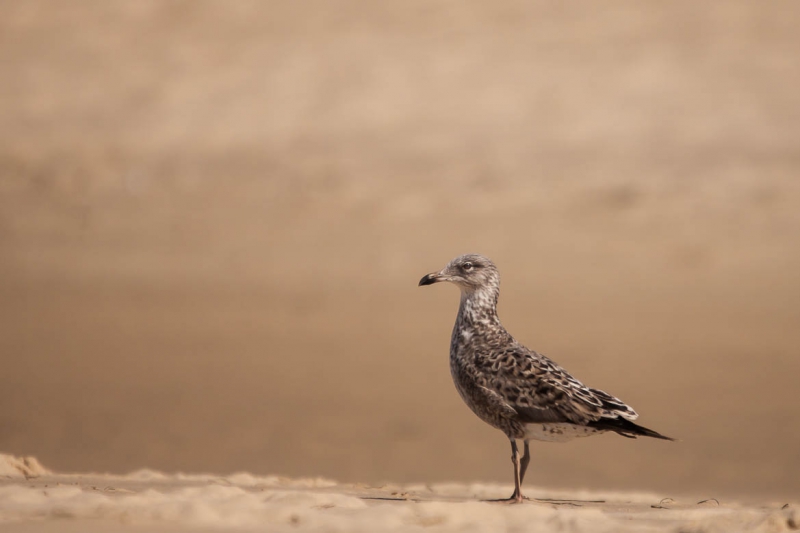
left=486, top=492, right=529, bottom=504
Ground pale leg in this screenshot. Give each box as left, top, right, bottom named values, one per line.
left=508, top=439, right=524, bottom=503
left=519, top=440, right=531, bottom=484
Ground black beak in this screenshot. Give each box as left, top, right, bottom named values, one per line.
left=418, top=273, right=441, bottom=286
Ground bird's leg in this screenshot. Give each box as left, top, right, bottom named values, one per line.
left=508, top=439, right=524, bottom=503
left=519, top=440, right=531, bottom=484
left=484, top=440, right=526, bottom=504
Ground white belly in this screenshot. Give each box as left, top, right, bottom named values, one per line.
left=524, top=423, right=603, bottom=443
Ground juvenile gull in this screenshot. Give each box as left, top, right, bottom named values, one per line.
left=419, top=253, right=673, bottom=503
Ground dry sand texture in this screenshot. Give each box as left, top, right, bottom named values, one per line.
left=1, top=454, right=798, bottom=533
left=1, top=0, right=800, bottom=508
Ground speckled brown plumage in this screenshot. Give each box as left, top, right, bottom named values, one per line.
left=419, top=253, right=673, bottom=503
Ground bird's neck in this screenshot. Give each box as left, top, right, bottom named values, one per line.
left=459, top=287, right=499, bottom=319
left=451, top=287, right=507, bottom=354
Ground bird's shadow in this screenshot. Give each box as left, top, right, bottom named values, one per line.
left=361, top=496, right=606, bottom=506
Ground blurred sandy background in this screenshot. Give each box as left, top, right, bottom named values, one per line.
left=1, top=0, right=799, bottom=502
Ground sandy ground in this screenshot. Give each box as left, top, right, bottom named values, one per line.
left=0, top=455, right=797, bottom=533
left=1, top=0, right=800, bottom=502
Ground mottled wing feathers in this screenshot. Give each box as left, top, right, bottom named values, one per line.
left=479, top=345, right=639, bottom=426
left=588, top=387, right=639, bottom=420
left=476, top=386, right=520, bottom=420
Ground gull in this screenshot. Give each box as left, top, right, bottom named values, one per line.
left=419, top=253, right=673, bottom=503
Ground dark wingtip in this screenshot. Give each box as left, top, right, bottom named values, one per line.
left=589, top=418, right=676, bottom=441
left=645, top=431, right=677, bottom=442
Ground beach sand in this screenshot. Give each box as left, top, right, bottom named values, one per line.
left=1, top=454, right=797, bottom=533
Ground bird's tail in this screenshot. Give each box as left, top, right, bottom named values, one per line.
left=588, top=417, right=675, bottom=441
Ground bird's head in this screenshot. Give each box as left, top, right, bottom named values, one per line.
left=418, top=254, right=500, bottom=294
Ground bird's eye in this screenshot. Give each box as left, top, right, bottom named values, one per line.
left=462, top=262, right=473, bottom=271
